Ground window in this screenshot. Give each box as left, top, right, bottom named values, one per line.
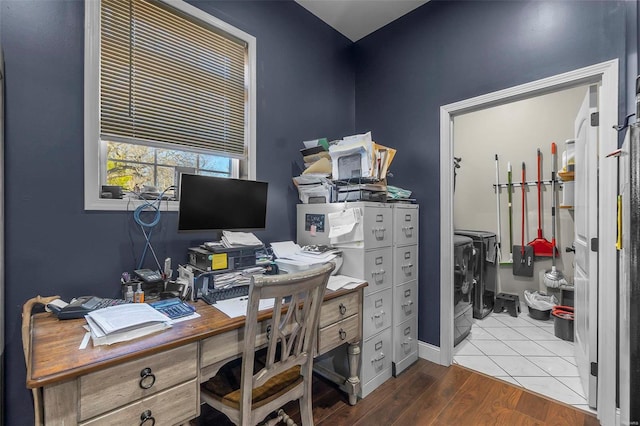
left=85, top=0, right=256, bottom=210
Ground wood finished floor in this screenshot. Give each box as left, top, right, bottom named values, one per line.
left=194, top=358, right=600, bottom=425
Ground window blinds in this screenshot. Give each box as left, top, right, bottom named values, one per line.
left=100, top=0, right=247, bottom=156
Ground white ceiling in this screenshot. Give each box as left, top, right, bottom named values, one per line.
left=295, top=0, right=429, bottom=42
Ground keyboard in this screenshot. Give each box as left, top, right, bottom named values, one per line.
left=202, top=285, right=250, bottom=304
left=86, top=297, right=128, bottom=310
left=149, top=298, right=196, bottom=320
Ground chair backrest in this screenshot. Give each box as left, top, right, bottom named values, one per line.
left=239, top=262, right=334, bottom=411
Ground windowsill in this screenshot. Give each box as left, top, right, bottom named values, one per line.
left=85, top=197, right=179, bottom=212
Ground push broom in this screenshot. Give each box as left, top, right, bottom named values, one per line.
left=544, top=142, right=568, bottom=288
left=528, top=148, right=556, bottom=257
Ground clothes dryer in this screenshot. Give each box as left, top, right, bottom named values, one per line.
left=455, top=230, right=497, bottom=319
left=453, top=235, right=474, bottom=346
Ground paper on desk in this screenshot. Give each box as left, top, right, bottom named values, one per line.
left=327, top=275, right=366, bottom=291
left=214, top=297, right=275, bottom=318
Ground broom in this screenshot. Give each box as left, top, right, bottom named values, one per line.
left=528, top=148, right=556, bottom=257
left=544, top=142, right=568, bottom=288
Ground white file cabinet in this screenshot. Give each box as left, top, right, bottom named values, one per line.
left=391, top=204, right=419, bottom=376
left=297, top=201, right=419, bottom=397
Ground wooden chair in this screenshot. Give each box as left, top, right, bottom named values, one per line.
left=201, top=262, right=335, bottom=426
left=22, top=295, right=60, bottom=426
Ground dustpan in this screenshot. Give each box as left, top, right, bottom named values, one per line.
left=513, top=162, right=534, bottom=276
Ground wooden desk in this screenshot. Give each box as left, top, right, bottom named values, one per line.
left=26, top=286, right=364, bottom=425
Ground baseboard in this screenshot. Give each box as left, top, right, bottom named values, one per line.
left=417, top=340, right=442, bottom=365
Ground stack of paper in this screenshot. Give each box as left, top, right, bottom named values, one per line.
left=85, top=303, right=172, bottom=346
left=221, top=231, right=263, bottom=248
left=271, top=241, right=339, bottom=273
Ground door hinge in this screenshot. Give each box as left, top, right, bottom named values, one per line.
left=591, top=362, right=598, bottom=377
left=591, top=112, right=599, bottom=127
left=590, top=237, right=598, bottom=252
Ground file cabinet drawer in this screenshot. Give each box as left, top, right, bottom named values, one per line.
left=364, top=247, right=393, bottom=295
left=363, top=206, right=393, bottom=248
left=317, top=314, right=360, bottom=354
left=393, top=205, right=419, bottom=246
left=319, top=291, right=360, bottom=329
left=79, top=343, right=197, bottom=421
left=394, top=280, right=417, bottom=324
left=393, top=245, right=418, bottom=285
left=363, top=288, right=392, bottom=337
left=80, top=378, right=198, bottom=425
left=361, top=328, right=392, bottom=380
left=394, top=317, right=418, bottom=363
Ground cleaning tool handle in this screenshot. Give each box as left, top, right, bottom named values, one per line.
left=537, top=149, right=542, bottom=236
left=521, top=162, right=526, bottom=254
left=508, top=162, right=513, bottom=250
left=551, top=142, right=557, bottom=155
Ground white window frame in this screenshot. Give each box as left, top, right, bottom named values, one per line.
left=84, top=0, right=256, bottom=211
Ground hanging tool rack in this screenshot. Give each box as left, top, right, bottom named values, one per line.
left=492, top=179, right=561, bottom=189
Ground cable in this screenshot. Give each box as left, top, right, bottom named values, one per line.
left=133, top=186, right=174, bottom=271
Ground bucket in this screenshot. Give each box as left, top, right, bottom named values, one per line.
left=552, top=305, right=574, bottom=342
left=528, top=306, right=551, bottom=321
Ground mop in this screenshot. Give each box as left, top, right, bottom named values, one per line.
left=528, top=148, right=556, bottom=257
left=502, top=162, right=514, bottom=264
left=544, top=142, right=568, bottom=288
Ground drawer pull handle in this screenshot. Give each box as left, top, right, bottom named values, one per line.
left=402, top=300, right=413, bottom=308
left=402, top=338, right=414, bottom=347
left=372, top=310, right=385, bottom=319
left=372, top=227, right=386, bottom=239
left=140, top=409, right=156, bottom=425
left=339, top=328, right=347, bottom=340
left=402, top=263, right=414, bottom=270
left=371, top=353, right=385, bottom=363
left=338, top=303, right=347, bottom=315
left=371, top=270, right=385, bottom=282
left=402, top=225, right=414, bottom=231
left=139, top=368, right=156, bottom=390
left=266, top=324, right=272, bottom=340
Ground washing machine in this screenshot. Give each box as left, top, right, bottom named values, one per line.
left=454, top=235, right=474, bottom=346
left=455, top=230, right=497, bottom=319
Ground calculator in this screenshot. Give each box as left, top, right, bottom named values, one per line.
left=149, top=298, right=196, bottom=320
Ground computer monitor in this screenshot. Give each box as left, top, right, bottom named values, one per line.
left=177, top=174, right=268, bottom=232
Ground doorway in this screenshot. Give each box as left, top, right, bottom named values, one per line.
left=439, top=60, right=618, bottom=423
left=452, top=85, right=589, bottom=408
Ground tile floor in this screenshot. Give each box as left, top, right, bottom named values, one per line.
left=453, top=303, right=596, bottom=414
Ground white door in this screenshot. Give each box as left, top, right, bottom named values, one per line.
left=573, top=85, right=598, bottom=408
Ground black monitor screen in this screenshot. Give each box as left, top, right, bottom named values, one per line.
left=178, top=174, right=268, bottom=231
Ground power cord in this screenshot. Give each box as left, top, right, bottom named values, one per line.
left=133, top=186, right=174, bottom=271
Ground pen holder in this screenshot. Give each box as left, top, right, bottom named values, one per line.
left=121, top=280, right=164, bottom=302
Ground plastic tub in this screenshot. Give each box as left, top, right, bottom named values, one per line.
left=528, top=306, right=551, bottom=321
left=552, top=305, right=574, bottom=342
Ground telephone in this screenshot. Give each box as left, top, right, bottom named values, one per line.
left=48, top=296, right=127, bottom=320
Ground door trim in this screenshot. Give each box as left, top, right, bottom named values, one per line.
left=439, top=59, right=618, bottom=424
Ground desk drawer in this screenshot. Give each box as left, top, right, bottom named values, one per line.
left=319, top=292, right=360, bottom=329
left=80, top=378, right=198, bottom=425
left=317, top=314, right=360, bottom=354
left=79, top=343, right=197, bottom=421
left=201, top=321, right=271, bottom=368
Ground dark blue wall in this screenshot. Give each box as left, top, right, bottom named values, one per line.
left=1, top=1, right=354, bottom=422
left=2, top=0, right=637, bottom=422
left=353, top=0, right=630, bottom=346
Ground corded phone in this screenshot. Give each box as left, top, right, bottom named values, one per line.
left=48, top=296, right=126, bottom=320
